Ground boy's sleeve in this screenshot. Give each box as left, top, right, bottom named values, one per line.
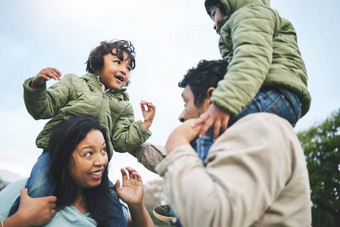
left=111, top=103, right=152, bottom=153
left=23, top=75, right=73, bottom=120
left=129, top=143, right=166, bottom=173
left=212, top=5, right=279, bottom=115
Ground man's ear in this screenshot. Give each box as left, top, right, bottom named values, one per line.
left=207, top=87, right=216, bottom=99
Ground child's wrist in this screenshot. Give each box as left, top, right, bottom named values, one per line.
left=30, top=80, right=42, bottom=89
left=142, top=121, right=151, bottom=130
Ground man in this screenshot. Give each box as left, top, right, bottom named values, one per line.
left=153, top=59, right=229, bottom=224
left=155, top=59, right=312, bottom=226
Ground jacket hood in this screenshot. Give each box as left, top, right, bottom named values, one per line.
left=219, top=0, right=270, bottom=17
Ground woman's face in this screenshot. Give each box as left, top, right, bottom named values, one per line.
left=68, top=129, right=108, bottom=190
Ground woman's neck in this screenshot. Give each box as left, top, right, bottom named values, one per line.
left=73, top=192, right=88, bottom=214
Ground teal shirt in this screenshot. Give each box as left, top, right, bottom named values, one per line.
left=0, top=179, right=129, bottom=226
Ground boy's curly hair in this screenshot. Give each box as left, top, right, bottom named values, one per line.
left=86, top=40, right=136, bottom=74
left=178, top=59, right=228, bottom=107
left=204, top=0, right=227, bottom=19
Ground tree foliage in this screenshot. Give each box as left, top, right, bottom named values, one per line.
left=297, top=108, right=340, bottom=227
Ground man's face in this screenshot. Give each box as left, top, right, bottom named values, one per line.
left=178, top=85, right=210, bottom=122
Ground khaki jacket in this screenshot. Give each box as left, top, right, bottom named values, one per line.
left=156, top=113, right=311, bottom=226
left=23, top=73, right=151, bottom=157
left=212, top=0, right=311, bottom=116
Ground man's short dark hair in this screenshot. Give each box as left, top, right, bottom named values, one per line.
left=86, top=40, right=136, bottom=74
left=178, top=59, right=228, bottom=107
left=204, top=0, right=227, bottom=18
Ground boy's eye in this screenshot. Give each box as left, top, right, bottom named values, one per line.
left=114, top=60, right=120, bottom=64
left=101, top=147, right=108, bottom=153
left=127, top=67, right=131, bottom=72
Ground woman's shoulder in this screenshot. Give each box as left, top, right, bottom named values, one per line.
left=0, top=178, right=27, bottom=220
left=43, top=206, right=97, bottom=227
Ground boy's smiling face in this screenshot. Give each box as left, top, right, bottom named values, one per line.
left=210, top=6, right=225, bottom=35
left=98, top=49, right=131, bottom=90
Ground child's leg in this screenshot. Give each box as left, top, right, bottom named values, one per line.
left=229, top=87, right=302, bottom=127
left=191, top=128, right=216, bottom=163
left=9, top=150, right=55, bottom=215
left=106, top=181, right=128, bottom=227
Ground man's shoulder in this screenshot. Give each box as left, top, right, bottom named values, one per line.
left=218, top=113, right=297, bottom=149
left=232, top=113, right=293, bottom=132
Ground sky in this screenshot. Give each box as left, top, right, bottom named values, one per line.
left=0, top=0, right=339, bottom=183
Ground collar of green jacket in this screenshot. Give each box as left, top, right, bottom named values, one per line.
left=82, top=73, right=130, bottom=100
left=218, top=0, right=270, bottom=20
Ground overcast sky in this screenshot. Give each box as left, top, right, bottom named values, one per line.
left=1, top=0, right=339, bottom=183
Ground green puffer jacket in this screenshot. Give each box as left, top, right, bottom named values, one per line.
left=23, top=73, right=151, bottom=158
left=211, top=0, right=311, bottom=116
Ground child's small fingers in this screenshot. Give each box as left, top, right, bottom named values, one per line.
left=147, top=103, right=155, bottom=109
left=213, top=122, right=221, bottom=141
left=50, top=67, right=62, bottom=76
left=48, top=70, right=61, bottom=80
left=193, top=113, right=209, bottom=127
left=199, top=120, right=213, bottom=137
left=222, top=119, right=229, bottom=131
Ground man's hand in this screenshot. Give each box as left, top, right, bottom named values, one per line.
left=140, top=101, right=156, bottom=130
left=31, top=67, right=62, bottom=89
left=193, top=103, right=230, bottom=141
left=16, top=188, right=57, bottom=226
left=166, top=119, right=203, bottom=154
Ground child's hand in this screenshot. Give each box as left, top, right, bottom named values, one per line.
left=115, top=167, right=144, bottom=206
left=31, top=67, right=62, bottom=89
left=193, top=103, right=230, bottom=141
left=140, top=101, right=156, bottom=130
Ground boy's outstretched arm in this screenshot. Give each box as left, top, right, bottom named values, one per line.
left=193, top=103, right=230, bottom=141
left=140, top=101, right=156, bottom=130
left=30, top=68, right=62, bottom=89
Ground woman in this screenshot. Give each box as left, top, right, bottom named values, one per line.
left=0, top=114, right=153, bottom=227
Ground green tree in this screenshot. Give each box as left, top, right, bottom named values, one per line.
left=297, top=108, right=340, bottom=227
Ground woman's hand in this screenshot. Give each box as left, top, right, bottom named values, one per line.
left=115, top=167, right=143, bottom=206
left=31, top=67, right=62, bottom=89
left=115, top=168, right=154, bottom=227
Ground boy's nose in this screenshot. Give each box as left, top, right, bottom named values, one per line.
left=120, top=67, right=127, bottom=75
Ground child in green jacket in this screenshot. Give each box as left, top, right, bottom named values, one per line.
left=10, top=40, right=155, bottom=227
left=195, top=0, right=311, bottom=140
